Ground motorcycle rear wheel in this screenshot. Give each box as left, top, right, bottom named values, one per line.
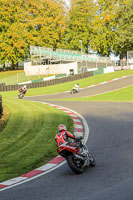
left=70, top=90, right=74, bottom=94
left=67, top=155, right=83, bottom=174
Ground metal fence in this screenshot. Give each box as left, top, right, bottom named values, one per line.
left=30, top=46, right=114, bottom=65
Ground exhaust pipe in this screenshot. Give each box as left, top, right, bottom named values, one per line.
left=74, top=154, right=84, bottom=160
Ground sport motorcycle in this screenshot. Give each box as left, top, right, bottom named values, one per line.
left=57, top=136, right=96, bottom=174
left=70, top=88, right=79, bottom=94
left=18, top=91, right=24, bottom=99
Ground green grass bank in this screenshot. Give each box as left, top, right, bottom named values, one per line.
left=0, top=70, right=53, bottom=85
left=1, top=69, right=133, bottom=98
left=0, top=69, right=133, bottom=182
left=54, top=85, right=133, bottom=102
left=0, top=98, right=73, bottom=182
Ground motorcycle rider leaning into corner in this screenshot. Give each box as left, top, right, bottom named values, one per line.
left=23, top=85, right=27, bottom=94
left=73, top=83, right=79, bottom=92
left=19, top=85, right=27, bottom=95
left=55, top=124, right=75, bottom=147
left=55, top=124, right=95, bottom=163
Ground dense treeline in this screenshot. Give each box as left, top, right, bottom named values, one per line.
left=0, top=0, right=133, bottom=69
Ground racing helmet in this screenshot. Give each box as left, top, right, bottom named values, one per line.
left=58, top=124, right=67, bottom=132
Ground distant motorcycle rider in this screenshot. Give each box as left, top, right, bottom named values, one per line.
left=18, top=85, right=27, bottom=98
left=74, top=83, right=79, bottom=92
left=23, top=85, right=27, bottom=95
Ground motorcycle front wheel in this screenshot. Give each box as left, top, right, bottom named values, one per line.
left=18, top=93, right=23, bottom=99
left=67, top=155, right=84, bottom=174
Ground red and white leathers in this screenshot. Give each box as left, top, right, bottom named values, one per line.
left=19, top=86, right=27, bottom=95
left=55, top=130, right=75, bottom=147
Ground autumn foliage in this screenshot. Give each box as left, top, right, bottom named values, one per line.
left=0, top=0, right=132, bottom=68
left=0, top=0, right=66, bottom=68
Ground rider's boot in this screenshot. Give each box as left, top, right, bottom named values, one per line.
left=88, top=152, right=96, bottom=167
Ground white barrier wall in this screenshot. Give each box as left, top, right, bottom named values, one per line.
left=130, top=65, right=133, bottom=69
left=122, top=66, right=130, bottom=70
left=43, top=76, right=55, bottom=81
left=114, top=66, right=122, bottom=71
left=104, top=66, right=115, bottom=73
left=87, top=68, right=98, bottom=72
left=24, top=62, right=78, bottom=76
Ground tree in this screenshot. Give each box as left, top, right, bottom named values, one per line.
left=0, top=0, right=28, bottom=68
left=35, top=0, right=66, bottom=50
left=0, top=0, right=132, bottom=67
left=113, top=0, right=133, bottom=58
left=89, top=0, right=133, bottom=58
left=89, top=0, right=120, bottom=56
left=0, top=0, right=66, bottom=69
left=62, top=0, right=95, bottom=53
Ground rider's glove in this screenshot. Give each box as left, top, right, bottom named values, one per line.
left=74, top=136, right=83, bottom=140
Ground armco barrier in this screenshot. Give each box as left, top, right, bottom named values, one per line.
left=0, top=71, right=93, bottom=92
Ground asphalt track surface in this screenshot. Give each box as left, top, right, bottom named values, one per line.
left=0, top=75, right=133, bottom=200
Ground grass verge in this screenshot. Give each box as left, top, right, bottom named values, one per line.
left=1, top=69, right=133, bottom=98
left=0, top=98, right=73, bottom=182
left=0, top=70, right=54, bottom=85
left=0, top=69, right=133, bottom=182
left=52, top=85, right=133, bottom=102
